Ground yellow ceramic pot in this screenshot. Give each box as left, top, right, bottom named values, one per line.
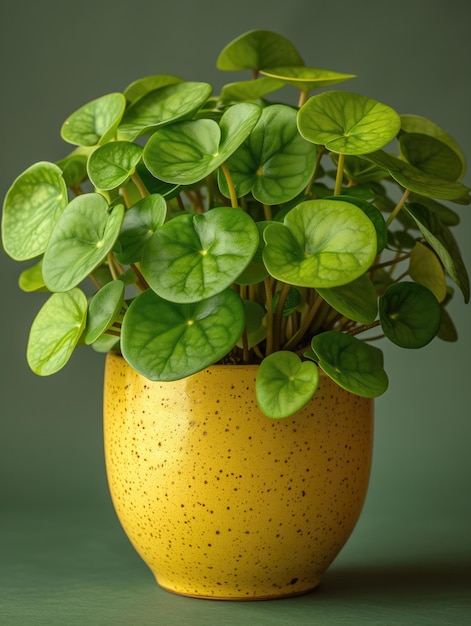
left=104, top=353, right=373, bottom=600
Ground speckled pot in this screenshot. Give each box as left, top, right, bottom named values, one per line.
left=104, top=353, right=373, bottom=600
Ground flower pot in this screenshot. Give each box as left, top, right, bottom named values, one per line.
left=104, top=353, right=373, bottom=600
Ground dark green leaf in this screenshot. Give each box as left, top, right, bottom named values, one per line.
left=84, top=280, right=125, bottom=344
left=311, top=331, right=388, bottom=397
left=317, top=275, right=378, bottom=324
left=399, top=133, right=463, bottom=181
left=379, top=282, right=441, bottom=348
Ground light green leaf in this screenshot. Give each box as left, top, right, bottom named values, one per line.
left=26, top=288, right=88, bottom=375
left=217, top=104, right=317, bottom=204
left=123, top=74, right=183, bottom=104
left=217, top=29, right=304, bottom=71
left=260, top=66, right=356, bottom=92
left=361, top=151, right=470, bottom=201
left=143, top=102, right=261, bottom=184
left=311, top=331, right=388, bottom=397
left=2, top=162, right=68, bottom=260
left=19, top=262, right=46, bottom=292
left=327, top=194, right=388, bottom=253
left=404, top=203, right=470, bottom=302
left=61, top=93, right=126, bottom=146
left=84, top=280, right=125, bottom=344
left=220, top=77, right=285, bottom=102
left=140, top=207, right=259, bottom=303
left=42, top=194, right=124, bottom=292
left=256, top=351, right=319, bottom=419
left=263, top=199, right=377, bottom=288
left=120, top=288, right=245, bottom=380
left=379, top=282, right=441, bottom=348
left=87, top=141, right=143, bottom=190
left=298, top=91, right=401, bottom=154
left=409, top=241, right=447, bottom=302
left=118, top=82, right=213, bottom=140
left=317, top=274, right=378, bottom=324
left=114, top=194, right=167, bottom=265
left=56, top=154, right=88, bottom=188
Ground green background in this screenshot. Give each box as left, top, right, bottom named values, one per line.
left=1, top=1, right=470, bottom=623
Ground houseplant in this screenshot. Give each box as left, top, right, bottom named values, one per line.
left=2, top=29, right=469, bottom=599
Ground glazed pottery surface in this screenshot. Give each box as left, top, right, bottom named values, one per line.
left=104, top=353, right=373, bottom=600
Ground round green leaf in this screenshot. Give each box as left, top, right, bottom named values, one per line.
left=263, top=199, right=377, bottom=288
left=143, top=102, right=261, bottom=185
left=256, top=351, right=319, bottom=419
left=19, top=261, right=46, bottom=292
left=260, top=66, right=356, bottom=92
left=311, top=331, right=388, bottom=397
left=298, top=91, right=401, bottom=154
left=56, top=154, right=88, bottom=188
left=123, top=74, right=183, bottom=104
left=87, top=141, right=143, bottom=190
left=409, top=241, right=447, bottom=303
left=400, top=114, right=466, bottom=180
left=317, top=274, right=378, bottom=324
left=327, top=194, right=388, bottom=253
left=379, top=282, right=441, bottom=348
left=42, top=194, right=124, bottom=292
left=140, top=207, right=259, bottom=303
left=26, top=288, right=88, bottom=375
left=217, top=104, right=318, bottom=204
left=61, top=93, right=126, bottom=147
left=361, top=151, right=470, bottom=202
left=84, top=280, right=125, bottom=344
left=2, top=162, right=68, bottom=260
left=114, top=194, right=167, bottom=265
left=118, top=82, right=213, bottom=140
left=216, top=29, right=304, bottom=71
left=120, top=288, right=245, bottom=381
left=399, top=133, right=463, bottom=182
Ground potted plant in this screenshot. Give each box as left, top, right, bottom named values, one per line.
left=2, top=29, right=469, bottom=600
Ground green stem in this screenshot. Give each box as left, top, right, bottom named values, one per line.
left=264, top=278, right=274, bottom=356
left=298, top=89, right=309, bottom=108
left=273, top=282, right=291, bottom=352
left=131, top=172, right=149, bottom=198
left=334, top=153, right=345, bottom=195
left=283, top=293, right=324, bottom=351
left=220, top=163, right=238, bottom=208
left=386, top=188, right=410, bottom=226
left=346, top=320, right=381, bottom=337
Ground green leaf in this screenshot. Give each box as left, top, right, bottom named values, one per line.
left=140, top=207, right=259, bottom=303
left=118, top=82, right=213, bottom=140
left=26, top=288, right=88, bottom=375
left=237, top=300, right=267, bottom=349
left=42, top=194, right=124, bottom=292
left=404, top=203, right=470, bottom=302
left=317, top=274, right=378, bottom=324
left=220, top=77, right=285, bottom=102
left=56, top=154, right=88, bottom=188
left=87, top=141, right=143, bottom=190
left=399, top=133, right=463, bottom=182
left=400, top=114, right=466, bottom=180
left=260, top=66, right=356, bottom=92
left=19, top=261, right=46, bottom=292
left=256, top=351, right=319, bottom=419
left=143, top=102, right=261, bottom=185
left=84, top=280, right=125, bottom=344
left=123, top=74, right=183, bottom=104
left=407, top=193, right=460, bottom=227
left=120, top=288, right=245, bottom=380
left=379, top=282, right=441, bottom=348
left=298, top=91, right=401, bottom=154
left=217, top=104, right=317, bottom=204
left=361, top=151, right=470, bottom=201
left=217, top=29, right=304, bottom=71
left=61, top=93, right=126, bottom=146
left=438, top=304, right=458, bottom=342
left=311, top=331, right=388, bottom=397
left=263, top=199, right=377, bottom=288
left=409, top=241, right=447, bottom=302
left=2, top=162, right=68, bottom=261
left=114, top=194, right=167, bottom=265
left=327, top=194, right=388, bottom=253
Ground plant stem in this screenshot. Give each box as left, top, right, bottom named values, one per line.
left=298, top=89, right=308, bottom=108
left=264, top=277, right=274, bottom=355
left=386, top=188, right=410, bottom=226
left=283, top=293, right=324, bottom=350
left=334, top=153, right=345, bottom=195
left=107, top=252, right=119, bottom=280
left=263, top=204, right=272, bottom=221
left=273, top=282, right=291, bottom=351
left=130, top=263, right=149, bottom=291
left=220, top=163, right=239, bottom=208
left=131, top=172, right=149, bottom=197
left=347, top=320, right=381, bottom=337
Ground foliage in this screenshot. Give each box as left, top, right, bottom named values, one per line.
left=2, top=30, right=469, bottom=418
